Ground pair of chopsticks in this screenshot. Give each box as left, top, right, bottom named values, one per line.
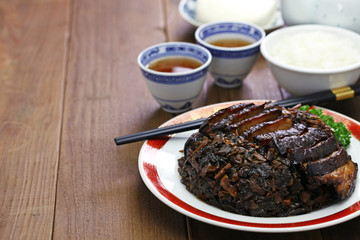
left=114, top=84, right=360, bottom=145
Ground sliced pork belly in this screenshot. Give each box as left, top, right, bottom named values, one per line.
left=179, top=103, right=358, bottom=217
left=312, top=159, right=357, bottom=199
left=289, top=135, right=339, bottom=165
left=303, top=148, right=349, bottom=176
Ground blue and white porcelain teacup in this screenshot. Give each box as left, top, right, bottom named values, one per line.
left=138, top=42, right=211, bottom=113
left=195, top=21, right=265, bottom=88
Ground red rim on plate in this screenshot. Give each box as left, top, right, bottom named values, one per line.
left=138, top=101, right=360, bottom=232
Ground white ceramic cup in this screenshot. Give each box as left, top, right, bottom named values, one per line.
left=195, top=21, right=265, bottom=88
left=138, top=42, right=212, bottom=113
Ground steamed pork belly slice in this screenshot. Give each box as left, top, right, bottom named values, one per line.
left=199, top=103, right=254, bottom=134
left=179, top=102, right=358, bottom=217
left=225, top=103, right=267, bottom=125
left=246, top=117, right=294, bottom=142
left=303, top=148, right=349, bottom=176
left=227, top=108, right=282, bottom=134
left=209, top=104, right=267, bottom=133
left=274, top=127, right=329, bottom=155
left=253, top=123, right=306, bottom=146
left=208, top=103, right=254, bottom=124
left=290, top=135, right=339, bottom=165
left=313, top=160, right=358, bottom=199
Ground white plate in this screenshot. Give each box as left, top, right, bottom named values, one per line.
left=179, top=0, right=284, bottom=31
left=138, top=101, right=360, bottom=232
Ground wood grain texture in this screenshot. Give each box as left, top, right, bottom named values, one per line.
left=0, top=0, right=69, bottom=239
left=53, top=0, right=187, bottom=239
left=186, top=218, right=324, bottom=240
left=0, top=0, right=359, bottom=239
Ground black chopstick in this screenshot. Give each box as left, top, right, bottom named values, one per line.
left=114, top=84, right=360, bottom=145
left=114, top=118, right=205, bottom=145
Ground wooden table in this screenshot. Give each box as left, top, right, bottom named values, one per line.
left=1, top=0, right=359, bottom=239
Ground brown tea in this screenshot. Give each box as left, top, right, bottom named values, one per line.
left=209, top=38, right=253, bottom=48
left=147, top=57, right=202, bottom=73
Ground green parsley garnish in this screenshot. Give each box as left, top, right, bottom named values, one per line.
left=299, top=105, right=352, bottom=148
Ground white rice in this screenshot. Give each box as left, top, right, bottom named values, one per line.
left=269, top=30, right=360, bottom=69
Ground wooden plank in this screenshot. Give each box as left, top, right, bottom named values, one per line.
left=320, top=217, right=360, bottom=240
left=0, top=0, right=69, bottom=239
left=53, top=0, right=187, bottom=239
left=186, top=219, right=324, bottom=240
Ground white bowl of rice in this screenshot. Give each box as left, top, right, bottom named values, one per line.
left=261, top=24, right=360, bottom=95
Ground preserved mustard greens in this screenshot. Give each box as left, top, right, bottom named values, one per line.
left=178, top=103, right=357, bottom=217
left=300, top=105, right=352, bottom=148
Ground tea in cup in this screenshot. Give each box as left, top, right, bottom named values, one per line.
left=195, top=21, right=265, bottom=88
left=138, top=42, right=212, bottom=113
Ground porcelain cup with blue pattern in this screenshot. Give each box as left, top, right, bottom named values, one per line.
left=138, top=42, right=211, bottom=113
left=195, top=21, right=265, bottom=88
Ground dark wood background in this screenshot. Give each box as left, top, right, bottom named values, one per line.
left=0, top=0, right=359, bottom=239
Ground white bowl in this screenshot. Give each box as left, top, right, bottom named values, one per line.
left=281, top=0, right=360, bottom=34
left=138, top=42, right=211, bottom=113
left=260, top=24, right=360, bottom=96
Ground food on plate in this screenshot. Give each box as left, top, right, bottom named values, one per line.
left=268, top=30, right=360, bottom=69
left=178, top=102, right=357, bottom=217
left=300, top=105, right=352, bottom=148
left=196, top=0, right=277, bottom=28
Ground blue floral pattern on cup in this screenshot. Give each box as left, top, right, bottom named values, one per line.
left=200, top=23, right=263, bottom=41
left=140, top=44, right=210, bottom=67
left=141, top=68, right=209, bottom=84
left=163, top=101, right=192, bottom=112
left=197, top=22, right=263, bottom=58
